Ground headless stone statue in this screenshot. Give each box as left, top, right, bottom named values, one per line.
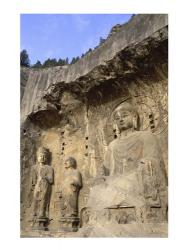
left=59, top=157, right=82, bottom=231
left=30, top=147, right=54, bottom=230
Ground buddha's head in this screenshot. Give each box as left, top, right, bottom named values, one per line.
left=64, top=157, right=77, bottom=169
left=37, top=147, right=49, bottom=164
left=112, top=102, right=139, bottom=132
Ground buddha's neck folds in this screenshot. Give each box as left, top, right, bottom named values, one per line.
left=119, top=127, right=135, bottom=139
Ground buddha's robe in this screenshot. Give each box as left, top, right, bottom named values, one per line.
left=31, top=164, right=54, bottom=218
left=103, top=131, right=167, bottom=206
left=61, top=168, right=82, bottom=217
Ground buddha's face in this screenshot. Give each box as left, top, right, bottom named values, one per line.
left=114, top=108, right=134, bottom=131
left=64, top=158, right=72, bottom=169
left=38, top=152, right=47, bottom=164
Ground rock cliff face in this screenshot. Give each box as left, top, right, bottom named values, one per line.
left=21, top=14, right=168, bottom=237
left=20, top=67, right=30, bottom=101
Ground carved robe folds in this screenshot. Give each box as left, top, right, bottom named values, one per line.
left=32, top=164, right=54, bottom=218
left=61, top=168, right=82, bottom=217
left=59, top=158, right=82, bottom=232
left=30, top=163, right=54, bottom=231
left=87, top=131, right=167, bottom=224
left=105, top=131, right=166, bottom=179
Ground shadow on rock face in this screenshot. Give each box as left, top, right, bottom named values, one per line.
left=29, top=110, right=61, bottom=129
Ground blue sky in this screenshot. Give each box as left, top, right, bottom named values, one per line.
left=20, top=14, right=132, bottom=65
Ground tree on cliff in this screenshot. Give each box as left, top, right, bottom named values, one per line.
left=65, top=57, right=69, bottom=65
left=99, top=37, right=106, bottom=45
left=57, top=58, right=66, bottom=66
left=20, top=49, right=30, bottom=67
left=42, top=57, right=71, bottom=67
left=70, top=56, right=80, bottom=64
left=43, top=58, right=57, bottom=67
left=32, top=60, right=42, bottom=68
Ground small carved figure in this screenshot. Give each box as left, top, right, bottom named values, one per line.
left=30, top=147, right=54, bottom=229
left=60, top=157, right=82, bottom=217
left=80, top=207, right=91, bottom=227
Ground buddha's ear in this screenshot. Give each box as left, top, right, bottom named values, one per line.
left=133, top=114, right=139, bottom=130
left=113, top=123, right=120, bottom=137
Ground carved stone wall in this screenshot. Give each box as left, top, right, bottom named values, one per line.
left=20, top=14, right=168, bottom=237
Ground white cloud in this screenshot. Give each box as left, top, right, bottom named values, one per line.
left=73, top=15, right=90, bottom=32
left=40, top=15, right=61, bottom=41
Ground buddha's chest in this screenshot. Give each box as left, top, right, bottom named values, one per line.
left=112, top=138, right=144, bottom=172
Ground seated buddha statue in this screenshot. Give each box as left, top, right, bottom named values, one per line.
left=86, top=102, right=167, bottom=223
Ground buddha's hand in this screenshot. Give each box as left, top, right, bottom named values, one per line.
left=71, top=183, right=77, bottom=192
left=139, top=158, right=152, bottom=168
left=138, top=158, right=154, bottom=177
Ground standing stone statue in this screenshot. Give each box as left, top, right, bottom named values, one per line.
left=59, top=157, right=82, bottom=232
left=30, top=147, right=54, bottom=230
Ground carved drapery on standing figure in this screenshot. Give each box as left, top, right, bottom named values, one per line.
left=59, top=157, right=82, bottom=231
left=30, top=147, right=54, bottom=230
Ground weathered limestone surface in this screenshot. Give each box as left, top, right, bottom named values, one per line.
left=21, top=14, right=168, bottom=237
left=20, top=67, right=30, bottom=101
left=21, top=14, right=167, bottom=122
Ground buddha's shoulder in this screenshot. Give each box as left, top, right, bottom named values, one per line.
left=108, top=131, right=156, bottom=147
left=108, top=138, right=119, bottom=148
left=31, top=164, right=37, bottom=170
left=45, top=165, right=54, bottom=172
left=136, top=130, right=157, bottom=141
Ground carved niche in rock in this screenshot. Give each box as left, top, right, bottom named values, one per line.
left=30, top=147, right=54, bottom=230
left=59, top=157, right=82, bottom=232
left=86, top=101, right=167, bottom=225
